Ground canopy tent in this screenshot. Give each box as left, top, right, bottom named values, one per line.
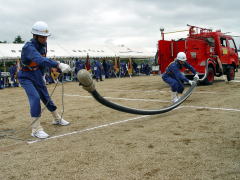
left=86, top=46, right=116, bottom=58
left=46, top=43, right=73, bottom=59
left=0, top=43, right=155, bottom=61
left=0, top=43, right=23, bottom=60
left=109, top=45, right=155, bottom=59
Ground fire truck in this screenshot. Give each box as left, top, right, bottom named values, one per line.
left=157, top=25, right=239, bottom=84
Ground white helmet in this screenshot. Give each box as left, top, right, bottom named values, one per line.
left=31, top=21, right=50, bottom=36
left=176, top=52, right=187, bottom=61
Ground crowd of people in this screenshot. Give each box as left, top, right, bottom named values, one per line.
left=0, top=59, right=152, bottom=89
left=73, top=59, right=152, bottom=82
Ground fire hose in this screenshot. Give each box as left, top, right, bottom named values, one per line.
left=198, top=58, right=210, bottom=82
left=77, top=69, right=202, bottom=115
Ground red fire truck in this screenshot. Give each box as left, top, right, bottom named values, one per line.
left=157, top=25, right=239, bottom=84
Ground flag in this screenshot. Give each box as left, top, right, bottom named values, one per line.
left=85, top=53, right=90, bottom=71
left=128, top=58, right=133, bottom=75
left=114, top=56, right=119, bottom=73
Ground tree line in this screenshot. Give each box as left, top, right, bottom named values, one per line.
left=0, top=35, right=25, bottom=44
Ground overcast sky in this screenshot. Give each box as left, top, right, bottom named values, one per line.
left=0, top=0, right=239, bottom=50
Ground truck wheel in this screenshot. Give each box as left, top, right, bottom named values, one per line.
left=226, top=66, right=235, bottom=81
left=203, top=67, right=214, bottom=85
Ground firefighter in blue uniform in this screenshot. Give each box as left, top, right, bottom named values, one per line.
left=76, top=60, right=85, bottom=72
left=0, top=69, right=3, bottom=89
left=9, top=64, right=19, bottom=87
left=92, top=60, right=103, bottom=81
left=18, top=21, right=71, bottom=139
left=132, top=61, right=138, bottom=75
left=144, top=63, right=151, bottom=75
left=74, top=59, right=85, bottom=81
left=162, top=52, right=199, bottom=103
left=120, top=61, right=127, bottom=77
left=102, top=60, right=110, bottom=78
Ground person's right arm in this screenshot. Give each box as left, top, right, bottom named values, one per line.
left=22, top=44, right=59, bottom=68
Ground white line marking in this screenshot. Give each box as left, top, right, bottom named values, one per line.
left=232, top=80, right=240, bottom=83
left=107, top=89, right=168, bottom=93
left=27, top=115, right=149, bottom=144
left=64, top=94, right=92, bottom=98
left=104, top=96, right=169, bottom=102
left=64, top=94, right=170, bottom=103
left=182, top=105, right=240, bottom=112
left=106, top=89, right=217, bottom=94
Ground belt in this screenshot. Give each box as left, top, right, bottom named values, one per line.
left=20, top=67, right=39, bottom=71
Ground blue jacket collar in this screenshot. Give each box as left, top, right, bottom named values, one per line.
left=30, top=38, right=47, bottom=55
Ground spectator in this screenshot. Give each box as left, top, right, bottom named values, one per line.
left=119, top=62, right=127, bottom=77
left=0, top=69, right=4, bottom=89
left=132, top=61, right=138, bottom=75
left=102, top=60, right=110, bottom=78
left=92, top=60, right=103, bottom=81
left=144, top=63, right=151, bottom=75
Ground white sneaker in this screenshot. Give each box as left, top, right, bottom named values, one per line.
left=31, top=130, right=49, bottom=139
left=171, top=91, right=179, bottom=103
left=52, top=118, right=70, bottom=126
left=172, top=96, right=179, bottom=103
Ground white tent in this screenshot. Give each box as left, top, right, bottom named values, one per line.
left=85, top=46, right=116, bottom=58
left=0, top=43, right=23, bottom=60
left=0, top=43, right=155, bottom=61
left=46, top=43, right=72, bottom=59
left=108, top=45, right=155, bottom=59
left=59, top=44, right=88, bottom=58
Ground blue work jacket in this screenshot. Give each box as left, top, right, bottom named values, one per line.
left=20, top=38, right=58, bottom=71
left=164, top=60, right=196, bottom=83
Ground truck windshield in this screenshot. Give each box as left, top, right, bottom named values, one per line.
left=228, top=39, right=237, bottom=49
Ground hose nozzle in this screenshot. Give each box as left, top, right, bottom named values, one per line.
left=77, top=69, right=95, bottom=92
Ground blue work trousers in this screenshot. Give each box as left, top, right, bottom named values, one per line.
left=94, top=69, right=102, bottom=80
left=19, top=74, right=57, bottom=117
left=162, top=74, right=184, bottom=93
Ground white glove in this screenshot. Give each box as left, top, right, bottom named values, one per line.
left=58, top=63, right=71, bottom=73
left=188, top=80, right=194, bottom=86
left=194, top=74, right=199, bottom=81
